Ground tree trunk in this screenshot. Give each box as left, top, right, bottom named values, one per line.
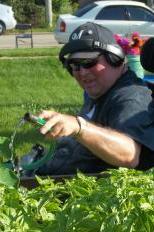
left=45, top=0, right=52, bottom=26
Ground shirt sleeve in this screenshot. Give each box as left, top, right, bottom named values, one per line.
left=106, top=87, right=154, bottom=151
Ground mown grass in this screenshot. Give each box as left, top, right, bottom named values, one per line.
left=0, top=47, right=61, bottom=57
left=0, top=49, right=83, bottom=156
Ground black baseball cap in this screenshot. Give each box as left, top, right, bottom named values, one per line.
left=59, top=22, right=125, bottom=63
left=140, top=38, right=154, bottom=73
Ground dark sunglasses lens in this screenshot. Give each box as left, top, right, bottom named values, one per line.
left=82, top=60, right=97, bottom=68
left=69, top=59, right=98, bottom=71
left=69, top=63, right=80, bottom=71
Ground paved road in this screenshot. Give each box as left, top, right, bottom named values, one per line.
left=0, top=32, right=60, bottom=49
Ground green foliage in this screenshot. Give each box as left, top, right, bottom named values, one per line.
left=47, top=169, right=154, bottom=232
left=52, top=0, right=64, bottom=13
left=52, top=0, right=78, bottom=28
left=0, top=166, right=19, bottom=187
left=0, top=0, right=45, bottom=26
left=0, top=137, right=11, bottom=161
left=0, top=168, right=153, bottom=231
left=52, top=0, right=77, bottom=13
left=0, top=0, right=78, bottom=28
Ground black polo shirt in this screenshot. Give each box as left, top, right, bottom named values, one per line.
left=37, top=70, right=154, bottom=175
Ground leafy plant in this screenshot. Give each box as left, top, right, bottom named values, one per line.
left=47, top=169, right=154, bottom=232
left=0, top=136, right=11, bottom=161
left=0, top=168, right=153, bottom=231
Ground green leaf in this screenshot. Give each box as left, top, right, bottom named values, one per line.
left=0, top=136, right=11, bottom=161
left=0, top=166, right=19, bottom=188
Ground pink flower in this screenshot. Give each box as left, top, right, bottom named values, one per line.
left=131, top=31, right=140, bottom=38
left=114, top=33, right=146, bottom=55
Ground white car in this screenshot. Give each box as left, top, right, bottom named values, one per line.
left=0, top=3, right=17, bottom=35
left=54, top=0, right=154, bottom=44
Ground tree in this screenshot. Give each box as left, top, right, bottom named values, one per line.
left=0, top=0, right=78, bottom=27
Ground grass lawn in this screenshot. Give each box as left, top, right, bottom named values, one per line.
left=0, top=48, right=83, bottom=157
left=0, top=47, right=61, bottom=57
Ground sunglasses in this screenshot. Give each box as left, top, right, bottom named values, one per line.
left=68, top=56, right=100, bottom=71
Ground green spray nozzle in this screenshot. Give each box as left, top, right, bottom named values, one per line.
left=23, top=112, right=46, bottom=126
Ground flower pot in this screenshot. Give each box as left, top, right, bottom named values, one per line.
left=127, top=55, right=144, bottom=79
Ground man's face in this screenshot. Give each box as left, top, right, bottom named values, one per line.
left=70, top=55, right=123, bottom=99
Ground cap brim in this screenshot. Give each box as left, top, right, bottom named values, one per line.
left=68, top=51, right=101, bottom=59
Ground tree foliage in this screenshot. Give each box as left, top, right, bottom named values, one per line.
left=0, top=0, right=78, bottom=27
left=0, top=0, right=45, bottom=26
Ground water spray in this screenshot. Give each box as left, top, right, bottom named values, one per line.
left=7, top=112, right=56, bottom=177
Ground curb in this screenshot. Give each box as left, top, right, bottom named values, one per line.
left=5, top=32, right=53, bottom=36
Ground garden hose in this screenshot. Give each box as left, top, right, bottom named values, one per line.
left=19, top=112, right=57, bottom=171
left=21, top=141, right=56, bottom=171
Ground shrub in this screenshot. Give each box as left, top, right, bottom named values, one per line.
left=0, top=0, right=78, bottom=27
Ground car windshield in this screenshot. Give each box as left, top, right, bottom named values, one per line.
left=74, top=3, right=97, bottom=17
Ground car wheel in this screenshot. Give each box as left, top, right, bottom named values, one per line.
left=0, top=22, right=6, bottom=35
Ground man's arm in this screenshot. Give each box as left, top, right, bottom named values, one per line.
left=39, top=111, right=141, bottom=168
left=76, top=117, right=141, bottom=168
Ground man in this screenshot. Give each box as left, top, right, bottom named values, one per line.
left=36, top=22, right=154, bottom=175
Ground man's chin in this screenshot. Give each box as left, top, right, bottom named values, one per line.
left=87, top=92, right=103, bottom=99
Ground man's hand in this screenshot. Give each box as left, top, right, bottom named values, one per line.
left=38, top=110, right=80, bottom=139
left=38, top=110, right=141, bottom=169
